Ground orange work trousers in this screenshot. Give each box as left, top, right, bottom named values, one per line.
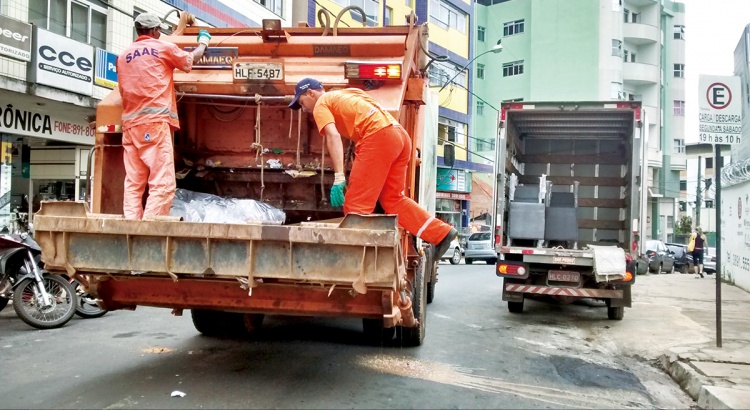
left=122, top=121, right=176, bottom=220
left=345, top=125, right=452, bottom=245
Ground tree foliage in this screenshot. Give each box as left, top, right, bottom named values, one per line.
left=676, top=216, right=692, bottom=234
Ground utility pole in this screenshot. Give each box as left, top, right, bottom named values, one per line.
left=696, top=155, right=702, bottom=227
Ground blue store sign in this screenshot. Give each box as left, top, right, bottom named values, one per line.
left=95, top=48, right=117, bottom=88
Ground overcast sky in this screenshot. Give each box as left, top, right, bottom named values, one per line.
left=683, top=0, right=748, bottom=143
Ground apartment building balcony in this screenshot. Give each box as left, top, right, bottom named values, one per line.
left=623, top=23, right=659, bottom=45
left=642, top=105, right=659, bottom=126
left=623, top=62, right=659, bottom=86
left=670, top=152, right=687, bottom=171
left=648, top=146, right=663, bottom=168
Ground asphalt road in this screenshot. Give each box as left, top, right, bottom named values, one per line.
left=0, top=262, right=694, bottom=409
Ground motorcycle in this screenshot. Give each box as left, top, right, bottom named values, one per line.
left=0, top=232, right=76, bottom=329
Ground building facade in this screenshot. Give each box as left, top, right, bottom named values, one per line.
left=0, top=0, right=287, bottom=229
left=473, top=0, right=686, bottom=241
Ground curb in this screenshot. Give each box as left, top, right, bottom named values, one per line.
left=660, top=353, right=709, bottom=400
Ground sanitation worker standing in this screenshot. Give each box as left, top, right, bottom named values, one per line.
left=288, top=78, right=458, bottom=257
left=117, top=12, right=210, bottom=219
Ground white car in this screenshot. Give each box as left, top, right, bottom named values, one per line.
left=440, top=239, right=462, bottom=265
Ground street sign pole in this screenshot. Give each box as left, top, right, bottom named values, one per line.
left=715, top=144, right=722, bottom=348
left=699, top=74, right=742, bottom=349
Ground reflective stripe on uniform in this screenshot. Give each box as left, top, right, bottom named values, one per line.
left=417, top=216, right=435, bottom=239
left=122, top=107, right=179, bottom=121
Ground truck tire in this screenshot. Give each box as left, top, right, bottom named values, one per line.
left=424, top=248, right=436, bottom=304
left=398, top=260, right=426, bottom=347
left=191, top=309, right=247, bottom=337
left=508, top=299, right=524, bottom=314
left=243, top=313, right=265, bottom=334
left=607, top=306, right=625, bottom=320
left=362, top=318, right=395, bottom=345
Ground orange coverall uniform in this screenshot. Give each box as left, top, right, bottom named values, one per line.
left=313, top=89, right=452, bottom=245
left=117, top=36, right=194, bottom=220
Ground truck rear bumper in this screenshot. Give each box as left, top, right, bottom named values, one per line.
left=92, top=276, right=396, bottom=319
left=504, top=284, right=623, bottom=299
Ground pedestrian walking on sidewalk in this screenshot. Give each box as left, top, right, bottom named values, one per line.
left=288, top=78, right=458, bottom=257
left=117, top=12, right=210, bottom=220
left=688, top=227, right=708, bottom=278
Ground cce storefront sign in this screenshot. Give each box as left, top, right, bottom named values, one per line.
left=31, top=28, right=94, bottom=96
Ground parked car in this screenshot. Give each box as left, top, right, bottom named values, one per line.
left=644, top=240, right=676, bottom=274
left=440, top=239, right=462, bottom=265
left=704, top=247, right=717, bottom=274
left=464, top=232, right=497, bottom=265
left=666, top=243, right=691, bottom=274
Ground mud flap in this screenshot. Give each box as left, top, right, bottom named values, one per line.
left=607, top=285, right=631, bottom=308
left=502, top=278, right=524, bottom=302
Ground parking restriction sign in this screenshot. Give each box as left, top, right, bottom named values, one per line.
left=699, top=75, right=742, bottom=145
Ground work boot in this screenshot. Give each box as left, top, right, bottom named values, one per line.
left=433, top=228, right=458, bottom=259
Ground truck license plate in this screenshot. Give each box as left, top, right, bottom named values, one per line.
left=548, top=270, right=580, bottom=282
left=233, top=63, right=283, bottom=80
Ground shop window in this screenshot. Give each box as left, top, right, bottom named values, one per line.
left=30, top=0, right=106, bottom=49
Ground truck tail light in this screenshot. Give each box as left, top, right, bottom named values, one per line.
left=344, top=62, right=401, bottom=80
left=497, top=264, right=526, bottom=276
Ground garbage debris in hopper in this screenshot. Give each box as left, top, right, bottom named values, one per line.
left=169, top=188, right=285, bottom=224
left=284, top=169, right=317, bottom=178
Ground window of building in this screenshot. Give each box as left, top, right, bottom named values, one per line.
left=477, top=101, right=485, bottom=116
left=673, top=100, right=685, bottom=115
left=630, top=12, right=640, bottom=23
left=253, top=0, right=283, bottom=16
left=623, top=8, right=630, bottom=23
left=132, top=8, right=144, bottom=40
left=623, top=50, right=628, bottom=62
left=674, top=139, right=685, bottom=154
left=674, top=63, right=685, bottom=78
left=611, top=39, right=622, bottom=57
left=679, top=201, right=687, bottom=211
left=477, top=63, right=485, bottom=79
left=430, top=0, right=467, bottom=33
left=679, top=180, right=687, bottom=191
left=667, top=216, right=674, bottom=229
left=405, top=0, right=411, bottom=6
left=630, top=52, right=636, bottom=62
left=429, top=61, right=467, bottom=88
left=478, top=26, right=486, bottom=42
left=438, top=118, right=465, bottom=145
left=502, top=60, right=524, bottom=77
left=503, top=19, right=524, bottom=36
left=384, top=6, right=393, bottom=26
left=30, top=0, right=107, bottom=49
left=674, top=25, right=685, bottom=40
left=705, top=200, right=714, bottom=209
left=706, top=157, right=713, bottom=169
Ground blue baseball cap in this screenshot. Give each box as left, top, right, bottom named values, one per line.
left=289, top=78, right=323, bottom=110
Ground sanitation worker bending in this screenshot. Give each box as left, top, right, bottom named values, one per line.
left=116, top=13, right=210, bottom=219
left=288, top=78, right=458, bottom=257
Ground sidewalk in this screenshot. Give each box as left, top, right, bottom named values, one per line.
left=641, top=272, right=750, bottom=409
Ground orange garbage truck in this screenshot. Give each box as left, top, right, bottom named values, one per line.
left=34, top=18, right=443, bottom=346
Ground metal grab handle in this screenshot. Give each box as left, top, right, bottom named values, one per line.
left=85, top=146, right=100, bottom=206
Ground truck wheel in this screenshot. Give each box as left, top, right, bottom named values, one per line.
left=191, top=309, right=246, bottom=337
left=424, top=248, right=436, bottom=304
left=508, top=299, right=524, bottom=314
left=362, top=318, right=395, bottom=345
left=465, top=258, right=473, bottom=265
left=243, top=313, right=264, bottom=334
left=607, top=306, right=625, bottom=320
left=398, top=260, right=426, bottom=347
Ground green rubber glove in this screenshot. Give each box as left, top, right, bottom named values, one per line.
left=197, top=29, right=211, bottom=46
left=330, top=173, right=346, bottom=207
